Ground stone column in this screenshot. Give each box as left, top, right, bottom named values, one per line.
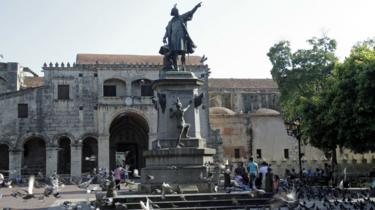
left=71, top=143, right=82, bottom=178
left=126, top=82, right=132, bottom=96
left=148, top=132, right=157, bottom=150
left=98, top=135, right=109, bottom=170
left=9, top=149, right=22, bottom=179
left=46, top=146, right=58, bottom=176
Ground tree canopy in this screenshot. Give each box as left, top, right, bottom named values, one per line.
left=268, top=37, right=375, bottom=153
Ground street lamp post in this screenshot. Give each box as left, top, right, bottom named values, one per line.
left=286, top=118, right=303, bottom=178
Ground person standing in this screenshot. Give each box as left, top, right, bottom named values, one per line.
left=247, top=157, right=258, bottom=189
left=259, top=162, right=269, bottom=189
left=265, top=167, right=274, bottom=193
left=113, top=165, right=124, bottom=190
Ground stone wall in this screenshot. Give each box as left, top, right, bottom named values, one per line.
left=209, top=108, right=251, bottom=163
left=208, top=79, right=280, bottom=114
left=0, top=62, right=24, bottom=94
left=0, top=58, right=210, bottom=178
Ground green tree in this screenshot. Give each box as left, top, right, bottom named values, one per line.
left=305, top=41, right=375, bottom=153
left=267, top=36, right=337, bottom=120
left=268, top=37, right=375, bottom=173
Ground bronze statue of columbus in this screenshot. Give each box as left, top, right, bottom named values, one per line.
left=161, top=2, right=202, bottom=71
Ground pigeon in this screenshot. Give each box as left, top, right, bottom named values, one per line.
left=148, top=197, right=160, bottom=208
left=180, top=194, right=187, bottom=201
left=248, top=188, right=266, bottom=198
left=4, top=180, right=12, bottom=188
left=124, top=179, right=136, bottom=186
left=167, top=165, right=177, bottom=170
left=140, top=198, right=150, bottom=210
left=162, top=182, right=172, bottom=191
left=78, top=177, right=94, bottom=189
left=146, top=175, right=155, bottom=181
left=231, top=197, right=239, bottom=205
left=271, top=191, right=298, bottom=209
left=200, top=172, right=213, bottom=182
left=170, top=203, right=179, bottom=208
left=153, top=188, right=162, bottom=194
left=161, top=182, right=173, bottom=200
left=22, top=175, right=35, bottom=199
left=133, top=169, right=141, bottom=178
left=216, top=163, right=226, bottom=170
left=114, top=202, right=128, bottom=210
left=338, top=180, right=344, bottom=190
left=156, top=140, right=162, bottom=150
left=200, top=55, right=208, bottom=63
left=214, top=184, right=219, bottom=192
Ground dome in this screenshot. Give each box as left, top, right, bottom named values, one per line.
left=254, top=108, right=280, bottom=116
left=209, top=107, right=236, bottom=115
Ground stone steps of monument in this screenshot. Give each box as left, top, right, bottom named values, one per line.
left=103, top=191, right=273, bottom=210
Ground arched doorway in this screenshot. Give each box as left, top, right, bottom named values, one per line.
left=0, top=144, right=9, bottom=176
left=22, top=138, right=46, bottom=175
left=109, top=112, right=149, bottom=175
left=82, top=137, right=98, bottom=174
left=57, top=137, right=71, bottom=175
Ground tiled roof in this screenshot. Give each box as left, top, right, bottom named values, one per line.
left=23, top=76, right=44, bottom=88
left=76, top=54, right=202, bottom=65
left=208, top=78, right=278, bottom=89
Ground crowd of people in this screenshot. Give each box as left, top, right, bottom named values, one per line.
left=224, top=158, right=337, bottom=193
left=224, top=157, right=280, bottom=193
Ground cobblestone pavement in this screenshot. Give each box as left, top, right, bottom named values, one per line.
left=0, top=184, right=102, bottom=210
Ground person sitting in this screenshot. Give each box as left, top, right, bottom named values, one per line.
left=234, top=169, right=248, bottom=190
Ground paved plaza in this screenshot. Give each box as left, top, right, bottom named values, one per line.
left=0, top=185, right=99, bottom=209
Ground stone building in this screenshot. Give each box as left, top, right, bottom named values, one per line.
left=1, top=55, right=373, bottom=179
left=0, top=54, right=209, bottom=178
left=208, top=79, right=375, bottom=175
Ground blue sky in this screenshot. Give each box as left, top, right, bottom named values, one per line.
left=1, top=0, right=375, bottom=78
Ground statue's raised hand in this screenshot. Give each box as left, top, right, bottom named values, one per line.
left=197, top=2, right=202, bottom=7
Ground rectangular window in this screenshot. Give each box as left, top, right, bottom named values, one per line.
left=18, top=104, right=28, bottom=118
left=256, top=149, right=262, bottom=159
left=234, top=148, right=240, bottom=159
left=103, top=85, right=116, bottom=97
left=141, top=84, right=153, bottom=96
left=58, top=85, right=70, bottom=100
left=284, top=149, right=289, bottom=159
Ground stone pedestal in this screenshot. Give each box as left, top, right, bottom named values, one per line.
left=141, top=71, right=216, bottom=193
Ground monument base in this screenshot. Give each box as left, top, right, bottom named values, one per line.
left=152, top=138, right=206, bottom=149
left=141, top=146, right=216, bottom=193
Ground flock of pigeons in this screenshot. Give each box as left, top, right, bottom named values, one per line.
left=268, top=180, right=375, bottom=210
left=2, top=165, right=375, bottom=210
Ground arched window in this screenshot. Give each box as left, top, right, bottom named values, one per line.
left=103, top=79, right=126, bottom=97
left=131, top=79, right=153, bottom=96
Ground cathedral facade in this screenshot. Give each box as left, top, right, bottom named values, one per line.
left=0, top=54, right=209, bottom=178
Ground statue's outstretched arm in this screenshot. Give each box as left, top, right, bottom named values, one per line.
left=183, top=104, right=191, bottom=112
left=181, top=2, right=202, bottom=21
